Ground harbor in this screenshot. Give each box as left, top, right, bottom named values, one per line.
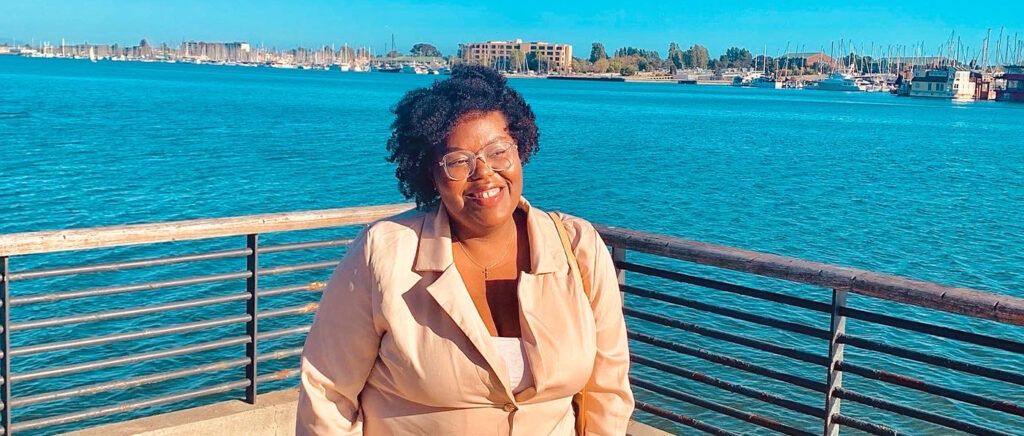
left=2, top=54, right=1023, bottom=434
left=4, top=30, right=1024, bottom=104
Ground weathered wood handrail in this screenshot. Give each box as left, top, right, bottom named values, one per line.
left=595, top=224, right=1024, bottom=327
left=0, top=203, right=416, bottom=257
left=2, top=205, right=1019, bottom=326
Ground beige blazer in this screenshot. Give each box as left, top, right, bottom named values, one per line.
left=296, top=197, right=634, bottom=435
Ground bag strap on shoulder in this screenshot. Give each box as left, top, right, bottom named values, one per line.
left=547, top=212, right=593, bottom=302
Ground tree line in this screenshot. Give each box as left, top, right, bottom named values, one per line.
left=572, top=42, right=833, bottom=76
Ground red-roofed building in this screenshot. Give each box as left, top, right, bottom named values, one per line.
left=996, top=66, right=1024, bottom=102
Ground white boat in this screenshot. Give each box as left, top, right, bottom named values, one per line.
left=805, top=72, right=864, bottom=91
left=750, top=76, right=782, bottom=89
left=401, top=64, right=428, bottom=74
left=338, top=63, right=352, bottom=72
left=89, top=46, right=97, bottom=63
left=909, top=66, right=975, bottom=100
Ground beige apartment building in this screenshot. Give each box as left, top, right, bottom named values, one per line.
left=461, top=39, right=572, bottom=73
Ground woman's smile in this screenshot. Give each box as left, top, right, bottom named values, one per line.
left=464, top=185, right=506, bottom=206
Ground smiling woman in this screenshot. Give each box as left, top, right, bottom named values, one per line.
left=296, top=64, right=634, bottom=436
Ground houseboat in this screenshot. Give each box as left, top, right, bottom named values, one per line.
left=909, top=66, right=975, bottom=100
left=995, top=66, right=1024, bottom=102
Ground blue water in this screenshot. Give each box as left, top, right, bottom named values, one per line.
left=2, top=56, right=1023, bottom=434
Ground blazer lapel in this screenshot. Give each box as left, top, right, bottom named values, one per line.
left=417, top=206, right=514, bottom=397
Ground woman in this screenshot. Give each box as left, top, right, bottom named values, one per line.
left=297, top=65, right=633, bottom=435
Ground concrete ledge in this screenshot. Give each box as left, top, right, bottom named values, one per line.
left=61, top=388, right=674, bottom=435
left=62, top=389, right=300, bottom=436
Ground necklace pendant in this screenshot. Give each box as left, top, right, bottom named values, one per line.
left=483, top=268, right=490, bottom=279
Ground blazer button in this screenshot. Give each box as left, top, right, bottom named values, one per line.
left=502, top=403, right=518, bottom=413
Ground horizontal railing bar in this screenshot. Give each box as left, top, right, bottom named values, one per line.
left=8, top=248, right=252, bottom=281
left=0, top=203, right=414, bottom=257
left=622, top=284, right=831, bottom=339
left=11, top=314, right=251, bottom=357
left=837, top=361, right=1024, bottom=418
left=258, top=281, right=327, bottom=297
left=11, top=292, right=250, bottom=331
left=633, top=400, right=738, bottom=436
left=256, top=303, right=319, bottom=320
left=834, top=387, right=1011, bottom=436
left=261, top=261, right=337, bottom=276
left=10, top=380, right=249, bottom=432
left=256, top=368, right=300, bottom=383
left=631, top=354, right=825, bottom=419
left=10, top=270, right=251, bottom=306
left=11, top=357, right=250, bottom=407
left=617, top=260, right=832, bottom=313
left=258, top=238, right=353, bottom=254
left=12, top=335, right=250, bottom=383
left=629, top=331, right=827, bottom=393
left=597, top=226, right=1024, bottom=326
left=256, top=347, right=303, bottom=362
left=625, top=307, right=829, bottom=367
left=839, top=334, right=1024, bottom=386
left=258, top=326, right=311, bottom=341
left=830, top=413, right=900, bottom=436
left=839, top=306, right=1024, bottom=354
left=631, top=377, right=816, bottom=436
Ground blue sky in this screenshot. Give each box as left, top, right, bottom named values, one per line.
left=4, top=0, right=1023, bottom=58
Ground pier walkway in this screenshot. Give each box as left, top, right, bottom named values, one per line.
left=0, top=204, right=1021, bottom=435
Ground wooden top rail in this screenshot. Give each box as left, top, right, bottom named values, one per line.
left=0, top=203, right=416, bottom=257
left=596, top=224, right=1024, bottom=327
left=2, top=204, right=1020, bottom=327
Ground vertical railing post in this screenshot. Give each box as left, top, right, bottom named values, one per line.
left=611, top=245, right=626, bottom=304
left=245, top=234, right=259, bottom=404
left=1, top=256, right=11, bottom=435
left=824, top=288, right=847, bottom=436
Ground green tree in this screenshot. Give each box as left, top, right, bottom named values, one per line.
left=689, top=44, right=710, bottom=69
left=620, top=64, right=637, bottom=76
left=526, top=51, right=538, bottom=72
left=571, top=57, right=590, bottom=73
left=510, top=49, right=525, bottom=71
left=410, top=43, right=441, bottom=57
left=721, top=47, right=753, bottom=68
left=667, top=42, right=684, bottom=71
left=589, top=42, right=607, bottom=63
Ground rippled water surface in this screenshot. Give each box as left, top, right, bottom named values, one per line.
left=2, top=57, right=1023, bottom=434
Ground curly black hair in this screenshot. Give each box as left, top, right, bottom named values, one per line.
left=386, top=64, right=540, bottom=209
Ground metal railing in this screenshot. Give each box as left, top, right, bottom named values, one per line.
left=600, top=225, right=1024, bottom=435
left=0, top=204, right=1021, bottom=435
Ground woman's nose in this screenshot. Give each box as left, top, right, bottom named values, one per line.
left=470, top=155, right=496, bottom=179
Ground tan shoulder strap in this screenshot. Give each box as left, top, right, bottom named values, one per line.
left=547, top=211, right=592, bottom=301
left=548, top=211, right=591, bottom=436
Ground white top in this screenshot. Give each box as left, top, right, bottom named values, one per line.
left=492, top=337, right=534, bottom=394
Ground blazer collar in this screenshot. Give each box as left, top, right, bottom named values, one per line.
left=413, top=196, right=567, bottom=276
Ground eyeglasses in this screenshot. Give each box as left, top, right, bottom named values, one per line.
left=437, top=141, right=517, bottom=181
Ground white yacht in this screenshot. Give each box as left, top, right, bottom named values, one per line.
left=401, top=64, right=428, bottom=74
left=805, top=72, right=864, bottom=91
left=750, top=76, right=782, bottom=89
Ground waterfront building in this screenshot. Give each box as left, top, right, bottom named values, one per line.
left=995, top=66, right=1024, bottom=102
left=909, top=65, right=976, bottom=99
left=461, top=39, right=572, bottom=73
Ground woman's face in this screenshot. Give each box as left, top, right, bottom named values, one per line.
left=434, top=110, right=523, bottom=236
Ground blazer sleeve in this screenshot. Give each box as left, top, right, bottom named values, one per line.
left=567, top=217, right=636, bottom=435
left=296, top=227, right=383, bottom=436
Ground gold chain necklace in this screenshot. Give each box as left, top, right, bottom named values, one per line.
left=457, top=231, right=516, bottom=279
